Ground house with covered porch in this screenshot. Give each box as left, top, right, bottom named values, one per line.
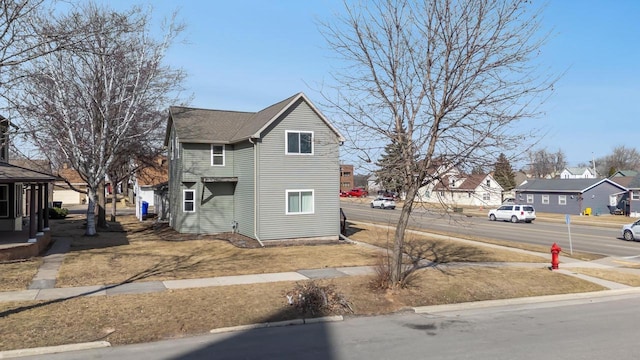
left=1, top=117, right=57, bottom=260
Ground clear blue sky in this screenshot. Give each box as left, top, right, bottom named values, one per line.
left=108, top=0, right=639, bottom=172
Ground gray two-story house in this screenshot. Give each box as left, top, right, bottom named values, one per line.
left=164, top=93, right=345, bottom=244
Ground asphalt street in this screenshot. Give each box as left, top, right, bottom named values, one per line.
left=340, top=201, right=640, bottom=259
left=21, top=290, right=640, bottom=360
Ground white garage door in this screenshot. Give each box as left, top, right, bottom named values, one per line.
left=53, top=189, right=82, bottom=205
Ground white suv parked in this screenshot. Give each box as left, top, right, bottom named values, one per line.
left=488, top=205, right=536, bottom=223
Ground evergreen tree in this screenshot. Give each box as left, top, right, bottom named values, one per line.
left=494, top=153, right=516, bottom=191
left=374, top=142, right=405, bottom=192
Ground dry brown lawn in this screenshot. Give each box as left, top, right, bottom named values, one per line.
left=347, top=222, right=548, bottom=263
left=0, top=258, right=42, bottom=291
left=55, top=216, right=382, bottom=287
left=0, top=267, right=604, bottom=351
left=568, top=268, right=640, bottom=287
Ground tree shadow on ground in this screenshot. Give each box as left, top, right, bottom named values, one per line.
left=0, top=255, right=203, bottom=319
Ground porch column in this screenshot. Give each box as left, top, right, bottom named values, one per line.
left=28, top=183, right=37, bottom=242
left=43, top=184, right=50, bottom=231
left=37, top=183, right=44, bottom=235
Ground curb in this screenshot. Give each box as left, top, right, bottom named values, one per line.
left=209, top=315, right=343, bottom=334
left=413, top=287, right=640, bottom=314
left=0, top=341, right=111, bottom=359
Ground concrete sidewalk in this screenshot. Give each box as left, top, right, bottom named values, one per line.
left=1, top=258, right=637, bottom=304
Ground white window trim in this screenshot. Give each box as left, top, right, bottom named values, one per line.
left=183, top=189, right=196, bottom=213
left=541, top=195, right=549, bottom=204
left=558, top=195, right=567, bottom=205
left=285, top=130, right=314, bottom=155
left=175, top=136, right=179, bottom=159
left=632, top=191, right=640, bottom=201
left=211, top=144, right=225, bottom=166
left=0, top=184, right=8, bottom=218
left=286, top=189, right=315, bottom=215
left=526, top=194, right=534, bottom=204
left=482, top=193, right=490, bottom=201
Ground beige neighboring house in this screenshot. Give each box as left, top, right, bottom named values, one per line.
left=416, top=163, right=503, bottom=207
left=133, top=157, right=168, bottom=208
left=53, top=166, right=88, bottom=206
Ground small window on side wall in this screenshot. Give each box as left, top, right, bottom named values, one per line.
left=211, top=144, right=225, bottom=166
left=183, top=189, right=195, bottom=213
left=286, top=131, right=313, bottom=155
left=526, top=194, right=534, bottom=204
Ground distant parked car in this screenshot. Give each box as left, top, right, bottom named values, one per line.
left=348, top=188, right=368, bottom=197
left=622, top=219, right=640, bottom=241
left=488, top=205, right=536, bottom=223
left=371, top=196, right=396, bottom=210
left=377, top=190, right=399, bottom=199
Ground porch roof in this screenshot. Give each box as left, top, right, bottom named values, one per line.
left=0, top=162, right=58, bottom=183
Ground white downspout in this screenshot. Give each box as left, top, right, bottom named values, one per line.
left=249, top=137, right=264, bottom=247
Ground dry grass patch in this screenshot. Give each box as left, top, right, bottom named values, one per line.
left=568, top=268, right=640, bottom=287
left=56, top=216, right=381, bottom=287
left=348, top=223, right=547, bottom=263
left=0, top=258, right=42, bottom=291
left=0, top=266, right=604, bottom=351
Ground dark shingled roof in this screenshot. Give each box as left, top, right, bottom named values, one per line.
left=516, top=178, right=626, bottom=192
left=0, top=162, right=57, bottom=183
left=165, top=93, right=344, bottom=145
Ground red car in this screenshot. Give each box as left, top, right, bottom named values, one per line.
left=347, top=188, right=368, bottom=197
left=339, top=190, right=349, bottom=197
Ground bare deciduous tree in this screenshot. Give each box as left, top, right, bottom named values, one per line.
left=594, top=145, right=640, bottom=176
left=321, top=0, right=555, bottom=286
left=8, top=2, right=187, bottom=236
left=528, top=148, right=566, bottom=178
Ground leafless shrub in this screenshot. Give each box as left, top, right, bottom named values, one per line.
left=286, top=281, right=353, bottom=316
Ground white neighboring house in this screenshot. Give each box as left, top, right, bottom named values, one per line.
left=560, top=167, right=597, bottom=179
left=367, top=174, right=382, bottom=194
left=417, top=172, right=503, bottom=207
left=133, top=158, right=168, bottom=209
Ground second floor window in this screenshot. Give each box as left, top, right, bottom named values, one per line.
left=211, top=144, right=225, bottom=166
left=286, top=130, right=313, bottom=155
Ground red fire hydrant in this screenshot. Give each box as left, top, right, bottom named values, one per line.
left=550, top=243, right=562, bottom=270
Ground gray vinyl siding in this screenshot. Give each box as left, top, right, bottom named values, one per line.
left=168, top=126, right=183, bottom=230
left=255, top=99, right=340, bottom=240
left=233, top=141, right=255, bottom=238
left=516, top=181, right=626, bottom=216
left=181, top=143, right=235, bottom=182
left=516, top=191, right=581, bottom=215
left=582, top=182, right=623, bottom=215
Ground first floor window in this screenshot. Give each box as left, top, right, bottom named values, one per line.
left=287, top=190, right=314, bottom=214
left=633, top=191, right=640, bottom=201
left=527, top=194, right=534, bottom=204
left=558, top=195, right=567, bottom=205
left=183, top=189, right=195, bottom=212
left=0, top=184, right=8, bottom=217
left=482, top=193, right=490, bottom=201
left=542, top=195, right=549, bottom=204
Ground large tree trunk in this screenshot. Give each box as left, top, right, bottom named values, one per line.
left=110, top=182, right=118, bottom=222
left=97, top=180, right=107, bottom=228
left=390, top=186, right=417, bottom=285
left=85, top=188, right=97, bottom=236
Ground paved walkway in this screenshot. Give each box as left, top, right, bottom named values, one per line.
left=2, top=235, right=639, bottom=303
